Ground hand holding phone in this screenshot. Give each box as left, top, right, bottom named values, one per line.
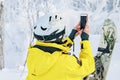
left=80, top=14, right=87, bottom=29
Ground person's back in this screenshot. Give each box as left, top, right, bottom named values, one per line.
left=26, top=14, right=95, bottom=80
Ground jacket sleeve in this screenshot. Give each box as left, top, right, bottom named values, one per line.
left=65, top=40, right=95, bottom=78
left=78, top=40, right=95, bottom=77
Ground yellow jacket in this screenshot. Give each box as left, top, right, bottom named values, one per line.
left=26, top=37, right=95, bottom=80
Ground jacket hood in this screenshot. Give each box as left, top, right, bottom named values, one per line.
left=34, top=37, right=73, bottom=53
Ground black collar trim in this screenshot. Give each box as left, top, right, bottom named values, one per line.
left=33, top=45, right=62, bottom=54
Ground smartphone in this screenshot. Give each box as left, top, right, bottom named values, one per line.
left=80, top=14, right=87, bottom=29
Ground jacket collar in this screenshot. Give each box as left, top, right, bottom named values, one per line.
left=35, top=40, right=70, bottom=53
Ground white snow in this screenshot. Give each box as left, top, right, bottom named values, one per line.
left=106, top=41, right=120, bottom=80
left=1, top=0, right=120, bottom=80
left=0, top=68, right=27, bottom=80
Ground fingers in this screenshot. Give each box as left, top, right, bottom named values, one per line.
left=73, top=22, right=83, bottom=38
left=75, top=29, right=83, bottom=37
left=74, top=22, right=80, bottom=31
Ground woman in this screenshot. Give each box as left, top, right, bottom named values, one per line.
left=26, top=13, right=95, bottom=80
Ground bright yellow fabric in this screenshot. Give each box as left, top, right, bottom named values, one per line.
left=26, top=38, right=95, bottom=80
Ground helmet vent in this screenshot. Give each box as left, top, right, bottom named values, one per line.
left=55, top=15, right=57, bottom=19
left=41, top=26, right=47, bottom=31
left=49, top=16, right=52, bottom=22
left=34, top=26, right=37, bottom=29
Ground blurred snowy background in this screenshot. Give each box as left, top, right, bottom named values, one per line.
left=0, top=0, right=120, bottom=80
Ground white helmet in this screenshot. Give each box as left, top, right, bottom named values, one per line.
left=33, top=13, right=66, bottom=42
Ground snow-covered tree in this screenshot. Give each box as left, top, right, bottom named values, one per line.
left=0, top=0, right=4, bottom=70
